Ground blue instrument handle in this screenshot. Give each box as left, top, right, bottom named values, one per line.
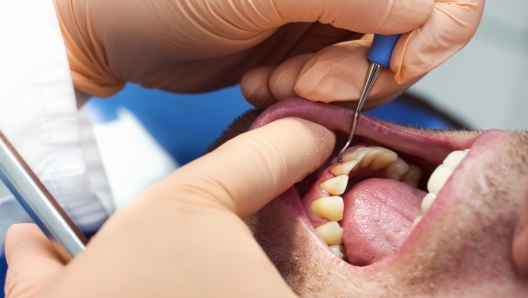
left=367, top=34, right=401, bottom=68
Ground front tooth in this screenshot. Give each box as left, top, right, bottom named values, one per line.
left=330, top=160, right=358, bottom=176
left=329, top=244, right=345, bottom=259
left=427, top=164, right=453, bottom=195
left=315, top=221, right=344, bottom=245
left=400, top=163, right=423, bottom=188
left=412, top=215, right=423, bottom=230
left=320, top=175, right=348, bottom=195
left=384, top=157, right=409, bottom=180
left=310, top=196, right=344, bottom=221
left=421, top=193, right=436, bottom=213
left=443, top=150, right=468, bottom=169
left=366, top=148, right=398, bottom=171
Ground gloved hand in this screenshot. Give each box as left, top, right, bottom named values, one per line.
left=5, top=118, right=335, bottom=298
left=54, top=0, right=484, bottom=109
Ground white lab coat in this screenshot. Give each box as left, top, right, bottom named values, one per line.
left=0, top=0, right=180, bottom=251
left=0, top=0, right=113, bottom=247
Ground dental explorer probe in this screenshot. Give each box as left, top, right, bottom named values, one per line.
left=0, top=130, right=87, bottom=262
left=337, top=34, right=401, bottom=162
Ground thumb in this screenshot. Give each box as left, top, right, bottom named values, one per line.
left=5, top=224, right=65, bottom=298
left=163, top=117, right=335, bottom=219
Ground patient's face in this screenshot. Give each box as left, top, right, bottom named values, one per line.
left=211, top=98, right=528, bottom=297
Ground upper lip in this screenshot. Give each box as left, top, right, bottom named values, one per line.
left=250, top=97, right=476, bottom=166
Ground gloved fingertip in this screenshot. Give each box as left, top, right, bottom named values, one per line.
left=241, top=66, right=277, bottom=110
left=293, top=42, right=369, bottom=103
left=269, top=54, right=312, bottom=101
left=5, top=223, right=61, bottom=265
left=5, top=224, right=65, bottom=298
left=198, top=118, right=335, bottom=219
left=238, top=118, right=336, bottom=218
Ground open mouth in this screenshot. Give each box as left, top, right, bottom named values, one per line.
left=248, top=97, right=480, bottom=268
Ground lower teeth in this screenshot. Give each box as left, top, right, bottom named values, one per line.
left=329, top=244, right=345, bottom=259
left=315, top=221, right=344, bottom=246
left=310, top=196, right=344, bottom=221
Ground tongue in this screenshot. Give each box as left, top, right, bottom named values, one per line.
left=341, top=178, right=425, bottom=266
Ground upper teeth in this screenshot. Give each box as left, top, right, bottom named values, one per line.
left=420, top=193, right=436, bottom=214
left=384, top=157, right=409, bottom=180
left=367, top=147, right=399, bottom=171
left=415, top=149, right=469, bottom=229
left=342, top=147, right=398, bottom=171
left=412, top=215, right=423, bottom=229
left=443, top=150, right=469, bottom=168
left=400, top=164, right=423, bottom=188
left=325, top=146, right=422, bottom=193
left=330, top=160, right=359, bottom=176
left=426, top=149, right=468, bottom=197
left=427, top=164, right=453, bottom=195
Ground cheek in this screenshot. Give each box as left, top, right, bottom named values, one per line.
left=513, top=194, right=528, bottom=279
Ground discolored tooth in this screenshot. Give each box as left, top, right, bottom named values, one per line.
left=320, top=175, right=348, bottom=196
left=384, top=157, right=409, bottom=180
left=412, top=215, right=423, bottom=230
left=427, top=164, right=453, bottom=195
left=310, top=196, right=344, bottom=221
left=358, top=147, right=383, bottom=168
left=330, top=160, right=359, bottom=176
left=342, top=147, right=369, bottom=163
left=421, top=193, right=436, bottom=214
left=367, top=148, right=398, bottom=171
left=443, top=150, right=468, bottom=169
left=400, top=163, right=423, bottom=188
left=329, top=244, right=345, bottom=259
left=315, top=221, right=344, bottom=245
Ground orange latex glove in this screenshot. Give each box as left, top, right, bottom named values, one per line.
left=4, top=118, right=335, bottom=298
left=54, top=0, right=483, bottom=108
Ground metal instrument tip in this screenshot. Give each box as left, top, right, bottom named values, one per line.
left=336, top=62, right=383, bottom=162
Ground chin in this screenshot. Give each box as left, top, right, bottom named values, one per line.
left=211, top=97, right=528, bottom=297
